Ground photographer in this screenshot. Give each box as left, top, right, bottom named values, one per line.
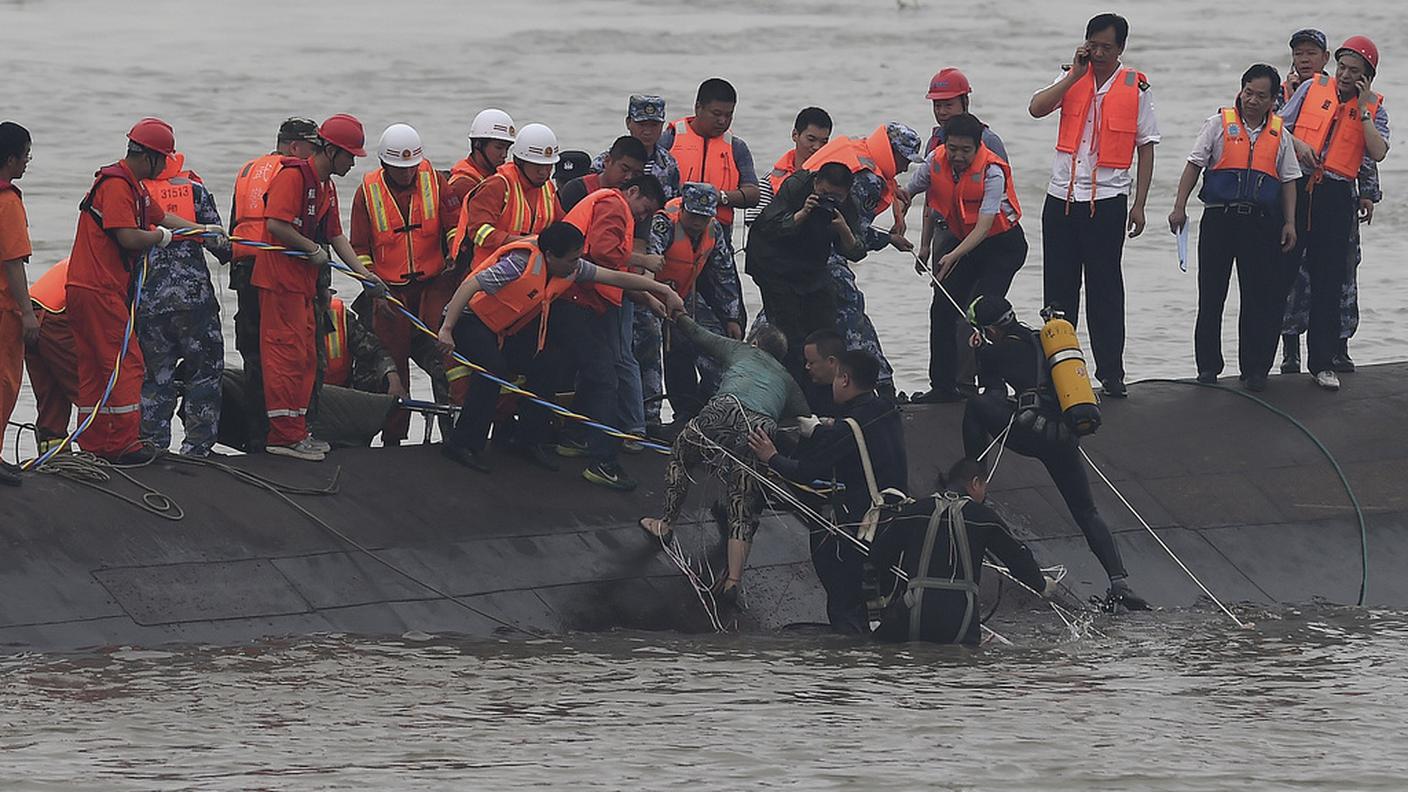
left=745, top=162, right=862, bottom=374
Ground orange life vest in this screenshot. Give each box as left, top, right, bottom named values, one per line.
left=453, top=163, right=559, bottom=265
left=30, top=258, right=69, bottom=314
left=655, top=199, right=717, bottom=300
left=360, top=160, right=446, bottom=285
left=231, top=153, right=283, bottom=260
left=449, top=156, right=492, bottom=195
left=1198, top=108, right=1285, bottom=208
left=802, top=126, right=898, bottom=214
left=669, top=118, right=741, bottom=225
left=563, top=188, right=635, bottom=306
left=468, top=239, right=578, bottom=350
left=767, top=150, right=797, bottom=195
left=77, top=161, right=158, bottom=272
left=1291, top=75, right=1384, bottom=180
left=925, top=144, right=1021, bottom=240
left=322, top=297, right=351, bottom=388
left=1056, top=67, right=1144, bottom=188
left=142, top=154, right=200, bottom=225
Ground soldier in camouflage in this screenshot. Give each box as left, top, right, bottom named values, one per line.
left=592, top=95, right=681, bottom=200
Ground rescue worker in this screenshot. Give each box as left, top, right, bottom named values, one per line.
left=1168, top=64, right=1300, bottom=391
left=349, top=123, right=458, bottom=445
left=909, top=114, right=1027, bottom=402
left=452, top=123, right=563, bottom=269
left=137, top=152, right=230, bottom=457
left=559, top=175, right=668, bottom=490
left=871, top=458, right=1055, bottom=645
left=229, top=118, right=322, bottom=453
left=593, top=95, right=681, bottom=200
left=0, top=121, right=36, bottom=483
left=638, top=316, right=808, bottom=610
left=448, top=108, right=517, bottom=202
left=961, top=296, right=1148, bottom=610
left=252, top=113, right=386, bottom=461
left=561, top=136, right=646, bottom=212
left=1277, top=30, right=1383, bottom=379
left=802, top=122, right=924, bottom=397
left=800, top=328, right=844, bottom=417
left=25, top=260, right=77, bottom=456
left=435, top=221, right=682, bottom=474
left=321, top=296, right=404, bottom=397
left=903, top=70, right=1011, bottom=404
left=749, top=107, right=833, bottom=221
left=66, top=118, right=223, bottom=463
left=642, top=183, right=744, bottom=427
left=1029, top=12, right=1160, bottom=399
left=748, top=350, right=907, bottom=634
left=1277, top=36, right=1390, bottom=392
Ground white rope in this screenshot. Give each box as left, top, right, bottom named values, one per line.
left=1079, top=447, right=1252, bottom=630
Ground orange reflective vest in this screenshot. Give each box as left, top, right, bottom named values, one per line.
left=802, top=126, right=898, bottom=214
left=670, top=118, right=741, bottom=225
left=1056, top=67, right=1144, bottom=184
left=231, top=153, right=283, bottom=260
left=323, top=297, right=351, bottom=388
left=1198, top=108, right=1285, bottom=209
left=469, top=239, right=577, bottom=350
left=656, top=199, right=717, bottom=299
left=30, top=258, right=69, bottom=314
left=449, top=156, right=492, bottom=196
left=359, top=160, right=446, bottom=285
left=925, top=144, right=1021, bottom=240
left=564, top=188, right=635, bottom=307
left=767, top=150, right=797, bottom=195
left=453, top=163, right=559, bottom=265
left=1292, top=75, right=1384, bottom=180
left=78, top=162, right=158, bottom=273
left=142, top=154, right=200, bottom=224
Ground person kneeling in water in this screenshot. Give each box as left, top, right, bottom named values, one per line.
left=871, top=458, right=1056, bottom=645
left=639, top=315, right=810, bottom=611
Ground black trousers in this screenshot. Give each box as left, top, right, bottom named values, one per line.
left=447, top=313, right=559, bottom=454
left=758, top=280, right=837, bottom=378
left=809, top=525, right=869, bottom=635
left=1280, top=178, right=1355, bottom=375
left=230, top=260, right=267, bottom=452
left=1194, top=207, right=1284, bottom=378
left=929, top=225, right=1027, bottom=391
left=1041, top=193, right=1128, bottom=383
left=962, top=392, right=1127, bottom=580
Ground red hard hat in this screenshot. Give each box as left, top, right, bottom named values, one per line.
left=926, top=67, right=972, bottom=100
left=1336, top=35, right=1379, bottom=76
left=127, top=117, right=176, bottom=156
left=318, top=113, right=367, bottom=157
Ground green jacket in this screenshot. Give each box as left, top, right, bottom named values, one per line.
left=676, top=315, right=810, bottom=423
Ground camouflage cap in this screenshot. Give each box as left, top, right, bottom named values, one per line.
left=886, top=122, right=925, bottom=163
left=680, top=182, right=718, bottom=216
left=277, top=117, right=321, bottom=143
left=628, top=95, right=667, bottom=123
left=1289, top=28, right=1328, bottom=51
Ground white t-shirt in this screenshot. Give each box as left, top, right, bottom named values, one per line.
left=1040, top=64, right=1161, bottom=202
left=1186, top=111, right=1302, bottom=184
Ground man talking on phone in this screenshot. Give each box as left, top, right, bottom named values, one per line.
left=1275, top=35, right=1390, bottom=392
left=1028, top=12, right=1160, bottom=400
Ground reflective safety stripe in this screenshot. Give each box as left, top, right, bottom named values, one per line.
left=77, top=402, right=142, bottom=415
left=473, top=224, right=495, bottom=246
left=266, top=408, right=308, bottom=418
left=1048, top=348, right=1085, bottom=367
left=446, top=364, right=472, bottom=382
left=367, top=175, right=392, bottom=232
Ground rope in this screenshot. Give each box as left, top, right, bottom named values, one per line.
left=33, top=451, right=183, bottom=521
left=1130, top=377, right=1370, bottom=607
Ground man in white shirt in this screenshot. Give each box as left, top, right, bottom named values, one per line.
left=1029, top=12, right=1159, bottom=398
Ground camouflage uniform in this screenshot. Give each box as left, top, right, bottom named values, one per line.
left=137, top=180, right=226, bottom=457
left=1282, top=162, right=1380, bottom=340
left=591, top=95, right=682, bottom=199
left=642, top=183, right=743, bottom=424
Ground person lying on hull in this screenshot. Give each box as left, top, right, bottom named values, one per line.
left=961, top=296, right=1148, bottom=611
left=871, top=458, right=1058, bottom=646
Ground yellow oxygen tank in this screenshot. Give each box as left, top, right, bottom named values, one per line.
left=1039, top=310, right=1101, bottom=436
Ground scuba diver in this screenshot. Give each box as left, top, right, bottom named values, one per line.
left=871, top=457, right=1056, bottom=645
left=962, top=296, right=1149, bottom=611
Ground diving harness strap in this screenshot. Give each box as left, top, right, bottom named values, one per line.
left=904, top=493, right=980, bottom=642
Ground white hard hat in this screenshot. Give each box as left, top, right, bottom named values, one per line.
left=377, top=123, right=424, bottom=168
left=468, top=108, right=517, bottom=145
left=511, top=123, right=561, bottom=165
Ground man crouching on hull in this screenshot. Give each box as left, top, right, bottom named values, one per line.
left=871, top=458, right=1057, bottom=645
left=962, top=296, right=1148, bottom=611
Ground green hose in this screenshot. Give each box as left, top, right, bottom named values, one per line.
left=1130, top=378, right=1369, bottom=606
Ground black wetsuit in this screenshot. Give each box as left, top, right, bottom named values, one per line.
left=962, top=324, right=1128, bottom=581
left=769, top=392, right=908, bottom=634
left=871, top=493, right=1046, bottom=645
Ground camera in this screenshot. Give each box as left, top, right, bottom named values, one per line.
left=813, top=194, right=843, bottom=221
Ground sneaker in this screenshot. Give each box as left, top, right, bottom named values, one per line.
left=516, top=443, right=560, bottom=472
left=555, top=436, right=591, bottom=458
left=441, top=443, right=491, bottom=473
left=582, top=461, right=637, bottom=492
left=1331, top=353, right=1355, bottom=373
left=907, top=387, right=965, bottom=404
left=266, top=438, right=326, bottom=462
left=1242, top=374, right=1267, bottom=393
left=113, top=443, right=165, bottom=465
left=1195, top=372, right=1218, bottom=384
left=1106, top=578, right=1150, bottom=611
left=621, top=438, right=647, bottom=455
left=307, top=436, right=332, bottom=453
left=1101, top=379, right=1128, bottom=399
left=1313, top=370, right=1340, bottom=391
left=0, top=461, right=23, bottom=487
